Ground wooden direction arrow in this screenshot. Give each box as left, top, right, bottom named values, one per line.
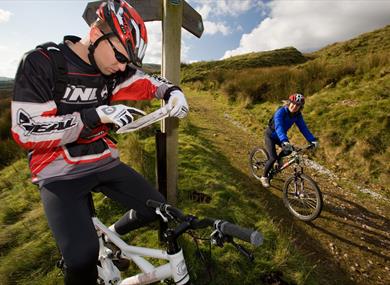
left=82, top=0, right=203, bottom=38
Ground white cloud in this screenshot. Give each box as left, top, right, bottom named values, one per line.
left=196, top=3, right=212, bottom=20
left=204, top=21, right=230, bottom=36
left=0, top=58, right=19, bottom=78
left=192, top=0, right=259, bottom=18
left=143, top=22, right=162, bottom=65
left=187, top=1, right=265, bottom=37
left=223, top=1, right=390, bottom=58
left=0, top=9, right=12, bottom=23
left=143, top=22, right=191, bottom=66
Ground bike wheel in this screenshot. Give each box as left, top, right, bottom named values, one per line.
left=249, top=147, right=269, bottom=180
left=282, top=173, right=323, bottom=221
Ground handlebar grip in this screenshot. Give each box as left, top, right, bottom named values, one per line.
left=218, top=221, right=263, bottom=247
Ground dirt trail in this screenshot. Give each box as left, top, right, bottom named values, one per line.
left=187, top=93, right=390, bottom=285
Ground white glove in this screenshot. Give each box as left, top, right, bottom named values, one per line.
left=167, top=90, right=189, bottom=118
left=96, top=104, right=146, bottom=127
left=282, top=142, right=293, bottom=153
left=311, top=141, right=319, bottom=148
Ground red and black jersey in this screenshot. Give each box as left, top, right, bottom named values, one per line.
left=11, top=36, right=176, bottom=186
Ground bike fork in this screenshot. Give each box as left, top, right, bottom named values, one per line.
left=293, top=168, right=304, bottom=197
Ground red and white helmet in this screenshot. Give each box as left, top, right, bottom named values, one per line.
left=289, top=93, right=305, bottom=106
left=97, top=0, right=148, bottom=67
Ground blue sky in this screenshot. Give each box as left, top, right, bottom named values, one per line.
left=1, top=0, right=390, bottom=78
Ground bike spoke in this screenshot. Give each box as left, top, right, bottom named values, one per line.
left=249, top=148, right=268, bottom=180
left=284, top=174, right=322, bottom=221
left=302, top=197, right=318, bottom=209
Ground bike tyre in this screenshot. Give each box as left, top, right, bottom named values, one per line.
left=249, top=147, right=269, bottom=180
left=282, top=173, right=323, bottom=222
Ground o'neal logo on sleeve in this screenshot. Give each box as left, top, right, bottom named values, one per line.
left=17, top=109, right=77, bottom=135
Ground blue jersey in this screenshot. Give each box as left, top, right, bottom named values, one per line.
left=270, top=106, right=316, bottom=143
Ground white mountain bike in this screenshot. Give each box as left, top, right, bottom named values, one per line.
left=87, top=199, right=263, bottom=285
left=58, top=105, right=263, bottom=285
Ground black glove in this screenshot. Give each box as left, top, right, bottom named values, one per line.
left=282, top=142, right=293, bottom=154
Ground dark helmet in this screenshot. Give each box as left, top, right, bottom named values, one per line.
left=288, top=93, right=305, bottom=106
left=96, top=0, right=147, bottom=67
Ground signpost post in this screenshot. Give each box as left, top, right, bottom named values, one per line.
left=83, top=0, right=203, bottom=205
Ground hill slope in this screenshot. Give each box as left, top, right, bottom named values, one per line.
left=184, top=88, right=390, bottom=285
left=181, top=24, right=390, bottom=194
left=181, top=47, right=307, bottom=83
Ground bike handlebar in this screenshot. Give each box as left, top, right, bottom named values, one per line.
left=292, top=144, right=315, bottom=153
left=216, top=220, right=263, bottom=246
left=146, top=200, right=263, bottom=247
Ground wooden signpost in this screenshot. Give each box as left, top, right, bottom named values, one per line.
left=83, top=0, right=204, bottom=205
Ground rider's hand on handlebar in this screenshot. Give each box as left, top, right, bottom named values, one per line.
left=96, top=104, right=146, bottom=128
left=167, top=90, right=189, bottom=119
left=282, top=142, right=293, bottom=154
left=311, top=141, right=319, bottom=149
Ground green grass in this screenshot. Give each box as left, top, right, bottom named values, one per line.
left=174, top=118, right=318, bottom=284
left=198, top=63, right=390, bottom=195
left=0, top=160, right=62, bottom=285
left=0, top=113, right=318, bottom=284
left=180, top=24, right=390, bottom=195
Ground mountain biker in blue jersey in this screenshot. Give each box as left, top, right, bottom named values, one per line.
left=11, top=1, right=188, bottom=284
left=260, top=93, right=318, bottom=188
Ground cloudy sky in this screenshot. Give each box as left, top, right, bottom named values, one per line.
left=0, top=0, right=390, bottom=78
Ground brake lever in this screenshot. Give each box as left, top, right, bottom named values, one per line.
left=210, top=229, right=225, bottom=247
left=155, top=207, right=168, bottom=223
left=229, top=239, right=254, bottom=262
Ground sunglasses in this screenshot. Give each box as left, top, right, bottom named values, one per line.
left=106, top=37, right=130, bottom=64
left=99, top=30, right=130, bottom=64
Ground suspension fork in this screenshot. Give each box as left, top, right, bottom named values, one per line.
left=293, top=166, right=305, bottom=196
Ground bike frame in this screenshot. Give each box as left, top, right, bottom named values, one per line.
left=96, top=105, right=195, bottom=284
left=93, top=217, right=190, bottom=285
left=269, top=151, right=302, bottom=179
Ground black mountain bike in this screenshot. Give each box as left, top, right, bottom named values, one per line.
left=249, top=144, right=323, bottom=222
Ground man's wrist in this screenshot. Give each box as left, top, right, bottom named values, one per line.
left=163, top=86, right=182, bottom=102
left=80, top=108, right=101, bottom=129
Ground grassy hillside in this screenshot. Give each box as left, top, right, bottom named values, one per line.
left=181, top=47, right=307, bottom=84
left=0, top=80, right=14, bottom=92
left=0, top=77, right=13, bottom=80
left=312, top=24, right=390, bottom=58
left=0, top=86, right=24, bottom=168
left=181, top=24, right=390, bottom=194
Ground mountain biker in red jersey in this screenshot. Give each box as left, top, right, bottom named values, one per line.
left=260, top=93, right=318, bottom=188
left=11, top=1, right=188, bottom=284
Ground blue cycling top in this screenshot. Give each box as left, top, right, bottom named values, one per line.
left=270, top=106, right=316, bottom=144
